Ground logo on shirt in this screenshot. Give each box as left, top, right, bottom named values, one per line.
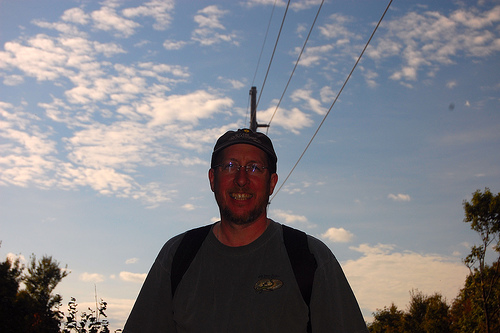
left=254, top=275, right=283, bottom=293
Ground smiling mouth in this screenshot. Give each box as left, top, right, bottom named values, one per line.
left=230, top=193, right=253, bottom=200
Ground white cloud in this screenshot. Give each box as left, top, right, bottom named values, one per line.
left=319, top=13, right=359, bottom=40
left=244, top=0, right=322, bottom=11
left=290, top=0, right=324, bottom=11
left=194, top=5, right=227, bottom=29
left=361, top=67, right=379, bottom=88
left=61, top=8, right=90, bottom=25
left=2, top=75, right=24, bottom=86
left=80, top=272, right=105, bottom=283
left=217, top=76, right=245, bottom=89
left=0, top=103, right=58, bottom=188
left=101, top=297, right=136, bottom=330
left=290, top=89, right=327, bottom=115
left=182, top=203, right=196, bottom=211
left=388, top=193, right=411, bottom=202
left=91, top=6, right=140, bottom=37
left=344, top=243, right=469, bottom=318
left=31, top=20, right=83, bottom=36
left=321, top=227, right=354, bottom=243
left=125, top=258, right=139, bottom=264
left=245, top=0, right=288, bottom=7
left=270, top=209, right=316, bottom=228
left=271, top=209, right=307, bottom=224
left=145, top=90, right=233, bottom=126
left=122, top=0, right=175, bottom=30
left=2, top=36, right=72, bottom=81
left=369, top=5, right=500, bottom=84
left=451, top=6, right=500, bottom=29
left=192, top=6, right=238, bottom=46
left=120, top=271, right=147, bottom=283
left=0, top=4, right=214, bottom=205
left=257, top=102, right=313, bottom=134
left=163, top=39, right=188, bottom=50
left=296, top=44, right=334, bottom=67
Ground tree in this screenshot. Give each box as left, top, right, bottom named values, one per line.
left=462, top=188, right=500, bottom=333
left=402, top=290, right=450, bottom=333
left=368, top=290, right=451, bottom=333
left=368, top=303, right=404, bottom=333
left=16, top=254, right=69, bottom=333
left=450, top=261, right=500, bottom=332
left=0, top=253, right=24, bottom=333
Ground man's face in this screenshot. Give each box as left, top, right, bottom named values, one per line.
left=209, top=144, right=278, bottom=225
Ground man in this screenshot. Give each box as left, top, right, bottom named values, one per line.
left=124, top=128, right=368, bottom=333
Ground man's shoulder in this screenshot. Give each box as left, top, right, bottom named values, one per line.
left=278, top=222, right=337, bottom=266
left=156, top=224, right=213, bottom=266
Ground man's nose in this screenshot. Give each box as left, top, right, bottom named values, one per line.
left=234, top=166, right=249, bottom=187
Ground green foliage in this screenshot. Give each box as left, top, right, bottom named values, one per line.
left=462, top=188, right=500, bottom=333
left=1, top=248, right=123, bottom=333
left=368, top=290, right=450, bottom=333
left=60, top=297, right=113, bottom=333
left=0, top=254, right=25, bottom=333
left=0, top=250, right=69, bottom=333
left=450, top=261, right=500, bottom=332
left=21, top=255, right=69, bottom=333
left=24, top=255, right=69, bottom=312
left=404, top=290, right=450, bottom=333
left=368, top=303, right=404, bottom=333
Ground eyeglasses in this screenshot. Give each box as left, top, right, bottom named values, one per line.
left=214, top=162, right=269, bottom=175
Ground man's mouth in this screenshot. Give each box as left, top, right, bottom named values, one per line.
left=230, top=193, right=253, bottom=200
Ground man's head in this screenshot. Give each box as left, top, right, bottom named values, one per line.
left=209, top=129, right=278, bottom=225
left=211, top=129, right=277, bottom=174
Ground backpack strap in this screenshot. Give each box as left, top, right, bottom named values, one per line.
left=282, top=224, right=318, bottom=333
left=170, top=224, right=212, bottom=297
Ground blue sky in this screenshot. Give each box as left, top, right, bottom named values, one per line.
left=1, top=0, right=499, bottom=329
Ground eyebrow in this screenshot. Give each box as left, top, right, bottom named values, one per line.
left=225, top=158, right=263, bottom=164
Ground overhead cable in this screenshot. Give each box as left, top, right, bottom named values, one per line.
left=256, top=0, right=291, bottom=109
left=271, top=0, right=394, bottom=202
left=266, top=0, right=325, bottom=135
left=251, top=0, right=278, bottom=87
left=247, top=0, right=278, bottom=126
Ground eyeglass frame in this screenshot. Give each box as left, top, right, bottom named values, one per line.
left=212, top=161, right=270, bottom=176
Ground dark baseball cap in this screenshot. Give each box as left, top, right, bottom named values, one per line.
left=211, top=128, right=277, bottom=172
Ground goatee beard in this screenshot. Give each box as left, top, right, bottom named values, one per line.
left=220, top=205, right=265, bottom=225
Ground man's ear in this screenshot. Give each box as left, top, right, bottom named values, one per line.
left=269, top=173, right=278, bottom=195
left=208, top=168, right=215, bottom=192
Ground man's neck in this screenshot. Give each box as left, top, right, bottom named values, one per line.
left=215, top=217, right=270, bottom=247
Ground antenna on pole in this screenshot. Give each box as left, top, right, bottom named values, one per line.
left=249, top=86, right=269, bottom=132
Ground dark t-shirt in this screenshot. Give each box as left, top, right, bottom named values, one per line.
left=124, top=221, right=368, bottom=333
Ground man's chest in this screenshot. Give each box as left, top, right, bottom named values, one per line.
left=172, top=245, right=309, bottom=333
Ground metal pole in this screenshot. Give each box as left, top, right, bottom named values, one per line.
left=250, top=86, right=257, bottom=131
left=249, top=86, right=269, bottom=132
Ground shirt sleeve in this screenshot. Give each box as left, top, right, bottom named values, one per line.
left=123, top=237, right=181, bottom=333
left=308, top=237, right=369, bottom=333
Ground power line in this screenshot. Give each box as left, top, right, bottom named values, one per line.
left=247, top=0, right=278, bottom=127
left=271, top=0, right=394, bottom=202
left=256, top=0, right=291, bottom=109
left=266, top=0, right=325, bottom=135
left=251, top=0, right=278, bottom=87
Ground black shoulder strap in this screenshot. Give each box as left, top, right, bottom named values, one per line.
left=170, top=224, right=212, bottom=297
left=282, top=224, right=318, bottom=333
